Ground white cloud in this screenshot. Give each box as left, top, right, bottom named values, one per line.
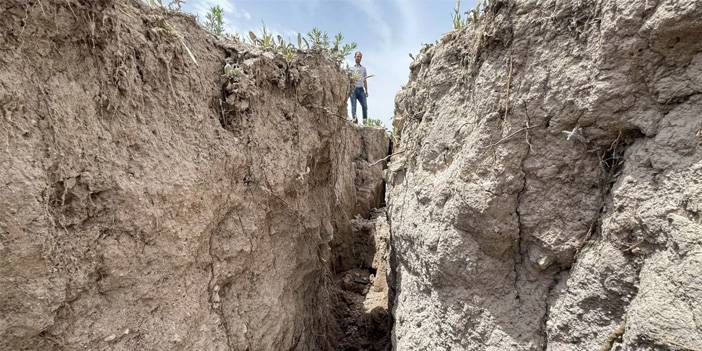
left=392, top=0, right=419, bottom=44
left=190, top=0, right=233, bottom=18
left=190, top=0, right=251, bottom=33
left=301, top=0, right=324, bottom=14
left=345, top=0, right=392, bottom=47
left=239, top=9, right=252, bottom=20
left=247, top=23, right=301, bottom=43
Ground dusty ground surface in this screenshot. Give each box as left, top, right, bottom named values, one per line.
left=388, top=0, right=702, bottom=350
left=0, top=0, right=389, bottom=350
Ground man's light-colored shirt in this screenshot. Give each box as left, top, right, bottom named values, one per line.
left=352, top=64, right=367, bottom=88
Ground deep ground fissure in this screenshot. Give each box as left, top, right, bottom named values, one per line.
left=332, top=207, right=393, bottom=351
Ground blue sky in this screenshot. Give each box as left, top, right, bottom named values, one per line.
left=183, top=0, right=475, bottom=129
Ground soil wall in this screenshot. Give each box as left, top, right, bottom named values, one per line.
left=0, top=1, right=389, bottom=349
left=388, top=0, right=702, bottom=349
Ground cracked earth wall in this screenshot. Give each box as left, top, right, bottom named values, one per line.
left=388, top=0, right=702, bottom=350
left=0, top=1, right=389, bottom=350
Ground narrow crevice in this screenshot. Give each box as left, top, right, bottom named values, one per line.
left=332, top=208, right=392, bottom=351
left=540, top=269, right=564, bottom=351
left=206, top=210, right=235, bottom=351
left=513, top=130, right=532, bottom=300
left=513, top=181, right=526, bottom=301
left=385, top=208, right=398, bottom=349
left=331, top=135, right=394, bottom=351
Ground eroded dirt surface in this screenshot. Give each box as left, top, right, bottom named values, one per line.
left=0, top=0, right=390, bottom=350
left=333, top=209, right=392, bottom=351
left=388, top=0, right=702, bottom=350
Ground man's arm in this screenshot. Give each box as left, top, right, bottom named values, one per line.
left=364, top=68, right=369, bottom=97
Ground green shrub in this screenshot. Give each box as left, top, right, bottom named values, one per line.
left=452, top=0, right=490, bottom=30
left=242, top=26, right=355, bottom=64
left=452, top=0, right=467, bottom=30
left=189, top=7, right=357, bottom=66
left=204, top=5, right=225, bottom=36
left=223, top=64, right=243, bottom=79
left=307, top=28, right=329, bottom=49
left=364, top=118, right=384, bottom=128
left=306, top=29, right=357, bottom=62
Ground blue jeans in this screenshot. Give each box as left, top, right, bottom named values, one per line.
left=350, top=87, right=367, bottom=122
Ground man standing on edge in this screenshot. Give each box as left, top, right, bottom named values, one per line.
left=350, top=51, right=368, bottom=124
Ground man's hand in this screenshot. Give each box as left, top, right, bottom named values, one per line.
left=365, top=91, right=369, bottom=97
